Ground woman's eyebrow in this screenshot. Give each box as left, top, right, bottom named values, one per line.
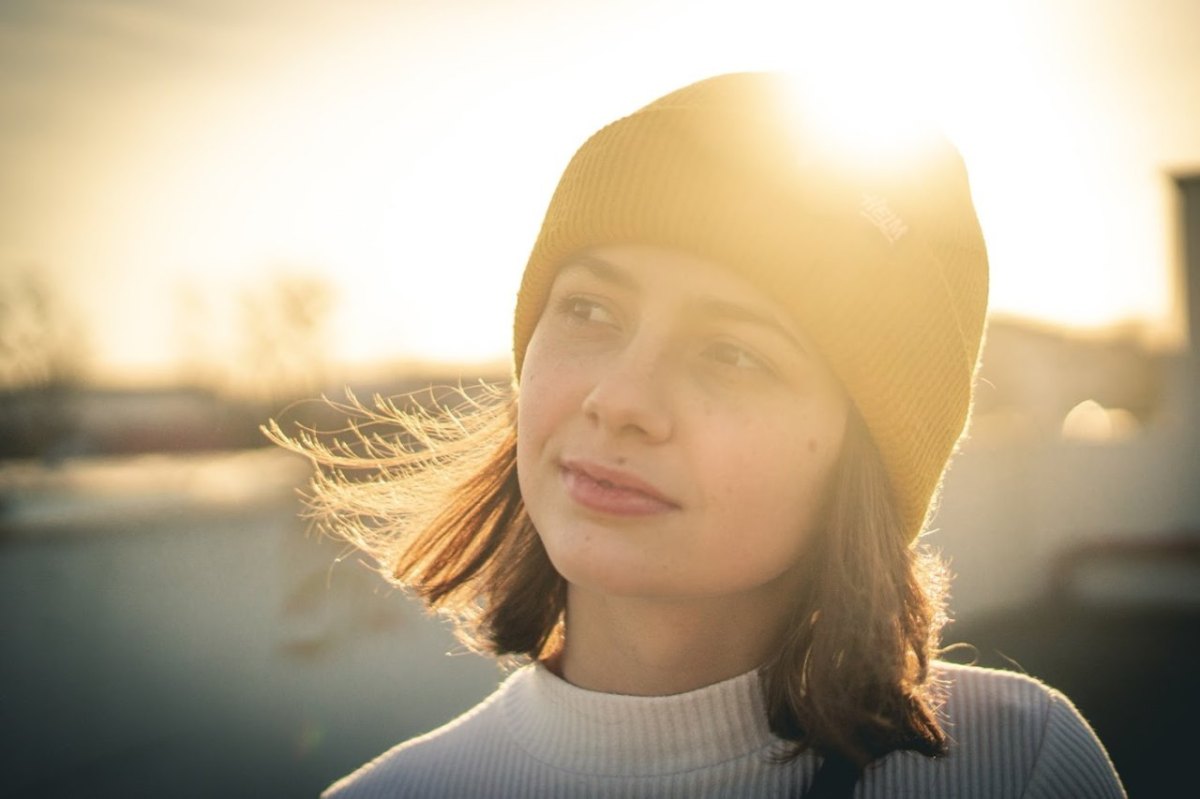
left=558, top=254, right=639, bottom=289
left=694, top=297, right=809, bottom=356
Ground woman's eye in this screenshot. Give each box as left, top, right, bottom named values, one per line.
left=560, top=296, right=616, bottom=326
left=704, top=341, right=769, bottom=372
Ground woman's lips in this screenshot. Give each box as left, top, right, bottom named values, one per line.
left=559, top=459, right=680, bottom=517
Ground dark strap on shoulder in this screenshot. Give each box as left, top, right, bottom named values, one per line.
left=804, top=752, right=861, bottom=799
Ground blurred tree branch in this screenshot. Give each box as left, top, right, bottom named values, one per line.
left=0, top=265, right=86, bottom=390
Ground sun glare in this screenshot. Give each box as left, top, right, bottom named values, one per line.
left=758, top=0, right=1178, bottom=345
left=773, top=72, right=936, bottom=179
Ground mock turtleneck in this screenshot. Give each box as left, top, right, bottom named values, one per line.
left=504, top=662, right=781, bottom=777
left=324, top=661, right=1126, bottom=798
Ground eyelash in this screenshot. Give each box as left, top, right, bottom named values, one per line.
left=703, top=340, right=773, bottom=375
left=555, top=295, right=616, bottom=326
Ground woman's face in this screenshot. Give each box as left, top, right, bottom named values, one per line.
left=517, top=244, right=849, bottom=601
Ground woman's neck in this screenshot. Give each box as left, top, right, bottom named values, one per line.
left=553, top=582, right=796, bottom=696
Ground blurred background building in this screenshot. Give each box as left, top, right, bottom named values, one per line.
left=1, top=1, right=1197, bottom=797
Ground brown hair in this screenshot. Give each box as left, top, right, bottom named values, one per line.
left=267, top=384, right=948, bottom=768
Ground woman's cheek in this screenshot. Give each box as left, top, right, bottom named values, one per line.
left=702, top=426, right=784, bottom=506
left=711, top=411, right=828, bottom=511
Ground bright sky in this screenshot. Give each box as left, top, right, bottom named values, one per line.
left=2, top=0, right=1198, bottom=383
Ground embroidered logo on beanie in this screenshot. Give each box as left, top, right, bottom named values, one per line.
left=858, top=194, right=908, bottom=244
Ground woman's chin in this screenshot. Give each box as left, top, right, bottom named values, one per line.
left=550, top=552, right=686, bottom=600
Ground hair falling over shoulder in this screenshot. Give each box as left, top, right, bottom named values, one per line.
left=265, top=387, right=949, bottom=768
left=762, top=410, right=950, bottom=767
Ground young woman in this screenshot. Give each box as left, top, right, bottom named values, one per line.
left=273, top=73, right=1126, bottom=798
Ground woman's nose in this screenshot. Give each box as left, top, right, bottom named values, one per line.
left=580, top=343, right=673, bottom=444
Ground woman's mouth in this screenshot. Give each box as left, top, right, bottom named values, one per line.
left=559, top=459, right=680, bottom=517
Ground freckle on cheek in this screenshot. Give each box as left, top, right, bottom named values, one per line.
left=808, top=438, right=818, bottom=454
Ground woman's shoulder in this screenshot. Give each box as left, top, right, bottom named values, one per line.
left=322, top=667, right=529, bottom=799
left=909, top=661, right=1126, bottom=798
left=935, top=659, right=1062, bottom=719
left=933, top=660, right=1096, bottom=752
left=934, top=659, right=1101, bottom=743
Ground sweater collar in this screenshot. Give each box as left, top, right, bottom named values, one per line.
left=502, top=662, right=782, bottom=777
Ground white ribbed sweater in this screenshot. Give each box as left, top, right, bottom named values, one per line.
left=325, top=661, right=1125, bottom=798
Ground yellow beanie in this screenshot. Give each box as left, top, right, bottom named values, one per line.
left=512, top=73, right=989, bottom=544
